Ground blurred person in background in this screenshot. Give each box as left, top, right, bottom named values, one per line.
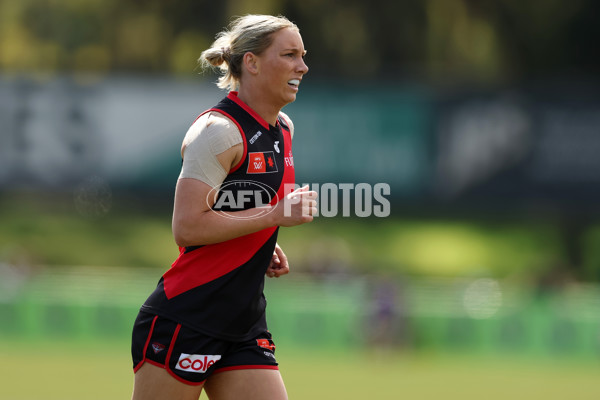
left=130, top=14, right=316, bottom=400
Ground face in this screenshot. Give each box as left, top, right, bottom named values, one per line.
left=253, top=27, right=309, bottom=108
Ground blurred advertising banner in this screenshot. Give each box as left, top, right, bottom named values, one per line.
left=0, top=77, right=222, bottom=190
left=433, top=87, right=600, bottom=208
left=1, top=76, right=599, bottom=209
left=289, top=83, right=433, bottom=197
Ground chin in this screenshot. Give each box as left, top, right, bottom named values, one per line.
left=276, top=97, right=295, bottom=109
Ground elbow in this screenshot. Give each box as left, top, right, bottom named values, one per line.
left=173, top=221, right=217, bottom=247
left=172, top=221, right=204, bottom=248
left=172, top=211, right=219, bottom=247
left=173, top=231, right=207, bottom=248
left=173, top=232, right=191, bottom=248
left=173, top=228, right=208, bottom=248
left=172, top=226, right=186, bottom=247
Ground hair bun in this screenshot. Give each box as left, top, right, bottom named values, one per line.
left=221, top=47, right=232, bottom=63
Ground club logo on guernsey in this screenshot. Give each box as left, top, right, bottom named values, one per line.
left=247, top=151, right=278, bottom=174
left=176, top=354, right=221, bottom=373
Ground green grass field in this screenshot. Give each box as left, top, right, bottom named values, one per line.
left=1, top=339, right=599, bottom=400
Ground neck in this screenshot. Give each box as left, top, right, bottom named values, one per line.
left=236, top=86, right=280, bottom=126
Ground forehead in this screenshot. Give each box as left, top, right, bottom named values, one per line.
left=269, top=27, right=304, bottom=50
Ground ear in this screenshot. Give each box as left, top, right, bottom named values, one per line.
left=243, top=52, right=260, bottom=75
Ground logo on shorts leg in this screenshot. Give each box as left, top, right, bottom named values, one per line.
left=175, top=354, right=221, bottom=373
left=151, top=342, right=165, bottom=354
left=257, top=339, right=276, bottom=352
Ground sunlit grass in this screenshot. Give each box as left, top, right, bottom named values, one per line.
left=0, top=339, right=598, bottom=400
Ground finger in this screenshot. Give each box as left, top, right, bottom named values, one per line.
left=301, top=214, right=314, bottom=223
left=302, top=191, right=318, bottom=200
left=287, top=186, right=316, bottom=200
left=303, top=202, right=317, bottom=214
left=290, top=190, right=318, bottom=201
left=306, top=199, right=317, bottom=208
left=276, top=251, right=288, bottom=269
left=274, top=265, right=290, bottom=277
left=269, top=267, right=280, bottom=278
left=274, top=244, right=289, bottom=270
left=289, top=185, right=309, bottom=196
left=273, top=245, right=282, bottom=264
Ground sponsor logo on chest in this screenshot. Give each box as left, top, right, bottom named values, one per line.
left=284, top=150, right=294, bottom=167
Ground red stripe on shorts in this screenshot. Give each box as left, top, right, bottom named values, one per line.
left=133, top=315, right=159, bottom=373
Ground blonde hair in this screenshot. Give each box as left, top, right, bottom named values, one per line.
left=199, top=15, right=298, bottom=91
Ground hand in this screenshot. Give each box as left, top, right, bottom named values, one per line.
left=266, top=243, right=289, bottom=278
left=273, top=185, right=318, bottom=227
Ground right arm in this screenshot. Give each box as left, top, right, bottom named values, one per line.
left=172, top=131, right=317, bottom=247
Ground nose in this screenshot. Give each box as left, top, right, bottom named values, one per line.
left=298, top=58, right=308, bottom=75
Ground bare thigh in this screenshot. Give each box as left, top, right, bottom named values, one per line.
left=131, top=363, right=204, bottom=400
left=204, top=369, right=288, bottom=400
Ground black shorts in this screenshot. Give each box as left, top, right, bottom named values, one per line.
left=131, top=311, right=278, bottom=385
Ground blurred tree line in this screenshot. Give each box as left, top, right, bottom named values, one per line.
left=1, top=0, right=598, bottom=83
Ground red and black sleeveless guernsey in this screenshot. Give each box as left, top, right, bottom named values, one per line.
left=140, top=91, right=295, bottom=341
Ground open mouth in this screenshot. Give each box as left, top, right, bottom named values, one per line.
left=287, top=79, right=300, bottom=89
